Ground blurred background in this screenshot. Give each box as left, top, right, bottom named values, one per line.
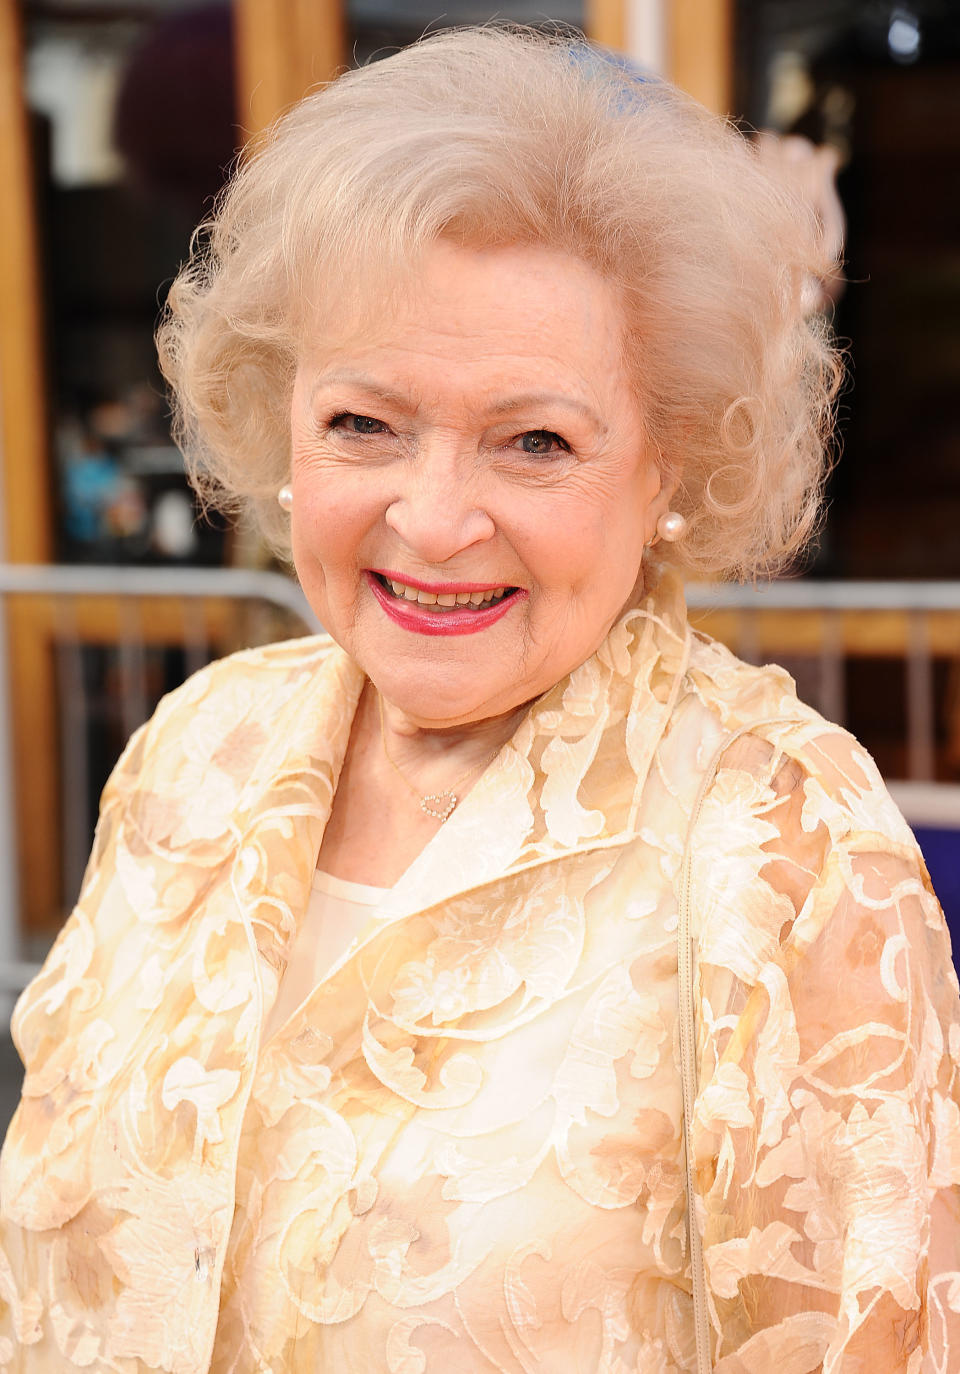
left=0, top=0, right=958, bottom=1125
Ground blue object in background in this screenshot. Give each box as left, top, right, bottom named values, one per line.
left=62, top=451, right=121, bottom=543
left=915, top=826, right=960, bottom=953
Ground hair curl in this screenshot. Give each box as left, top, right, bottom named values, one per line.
left=157, top=25, right=841, bottom=580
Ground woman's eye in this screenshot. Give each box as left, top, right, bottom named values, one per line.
left=518, top=430, right=569, bottom=455
left=330, top=412, right=388, bottom=434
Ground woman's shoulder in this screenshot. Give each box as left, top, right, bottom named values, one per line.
left=128, top=630, right=342, bottom=739
left=162, top=630, right=341, bottom=710
left=684, top=626, right=829, bottom=736
left=91, top=632, right=357, bottom=835
left=679, top=626, right=922, bottom=883
left=678, top=630, right=947, bottom=996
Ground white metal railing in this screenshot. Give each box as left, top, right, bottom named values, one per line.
left=0, top=562, right=318, bottom=617
left=687, top=581, right=960, bottom=610
left=1, top=568, right=959, bottom=997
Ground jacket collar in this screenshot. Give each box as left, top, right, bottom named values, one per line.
left=237, top=568, right=692, bottom=979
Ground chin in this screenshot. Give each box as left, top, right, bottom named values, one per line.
left=394, top=686, right=498, bottom=725
left=380, top=669, right=518, bottom=726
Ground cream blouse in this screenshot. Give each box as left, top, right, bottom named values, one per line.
left=261, top=870, right=389, bottom=1045
left=1, top=569, right=958, bottom=1372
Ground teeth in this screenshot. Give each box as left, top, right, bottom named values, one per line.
left=381, top=575, right=512, bottom=609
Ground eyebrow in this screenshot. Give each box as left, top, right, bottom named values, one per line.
left=310, top=373, right=607, bottom=436
left=486, top=392, right=607, bottom=436
left=309, top=371, right=409, bottom=410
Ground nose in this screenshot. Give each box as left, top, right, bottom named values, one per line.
left=384, top=445, right=496, bottom=564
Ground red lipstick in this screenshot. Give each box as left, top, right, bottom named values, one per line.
left=366, top=571, right=524, bottom=636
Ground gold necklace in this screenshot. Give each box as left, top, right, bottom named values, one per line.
left=378, top=694, right=495, bottom=823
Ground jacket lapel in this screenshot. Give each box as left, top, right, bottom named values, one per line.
left=244, top=571, right=692, bottom=965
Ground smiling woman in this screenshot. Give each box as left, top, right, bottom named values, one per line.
left=2, top=24, right=959, bottom=1374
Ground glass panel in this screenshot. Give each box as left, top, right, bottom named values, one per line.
left=734, top=0, right=960, bottom=580
left=24, top=0, right=236, bottom=566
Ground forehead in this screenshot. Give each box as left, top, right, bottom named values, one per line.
left=295, top=240, right=629, bottom=378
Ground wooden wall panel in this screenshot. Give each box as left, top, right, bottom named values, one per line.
left=0, top=0, right=60, bottom=932
left=669, top=0, right=732, bottom=114
left=0, top=0, right=52, bottom=562
left=234, top=0, right=346, bottom=137
left=586, top=0, right=733, bottom=116
left=585, top=0, right=628, bottom=56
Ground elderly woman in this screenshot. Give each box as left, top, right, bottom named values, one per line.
left=2, top=26, right=958, bottom=1374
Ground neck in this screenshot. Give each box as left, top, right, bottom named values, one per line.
left=370, top=683, right=528, bottom=783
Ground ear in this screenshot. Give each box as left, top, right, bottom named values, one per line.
left=642, top=461, right=682, bottom=547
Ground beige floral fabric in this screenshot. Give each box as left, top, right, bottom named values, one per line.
left=0, top=571, right=957, bottom=1372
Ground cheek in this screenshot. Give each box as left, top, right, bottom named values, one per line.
left=520, top=493, right=643, bottom=596
left=290, top=472, right=380, bottom=577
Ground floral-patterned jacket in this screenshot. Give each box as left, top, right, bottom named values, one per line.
left=1, top=572, right=958, bottom=1372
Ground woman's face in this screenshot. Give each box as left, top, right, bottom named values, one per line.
left=290, top=240, right=669, bottom=729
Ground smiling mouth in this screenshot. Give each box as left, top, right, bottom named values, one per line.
left=373, top=573, right=519, bottom=612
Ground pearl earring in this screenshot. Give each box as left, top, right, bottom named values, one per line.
left=655, top=510, right=686, bottom=543
left=277, top=484, right=293, bottom=512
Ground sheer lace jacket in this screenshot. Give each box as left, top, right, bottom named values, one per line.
left=1, top=571, right=957, bottom=1372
